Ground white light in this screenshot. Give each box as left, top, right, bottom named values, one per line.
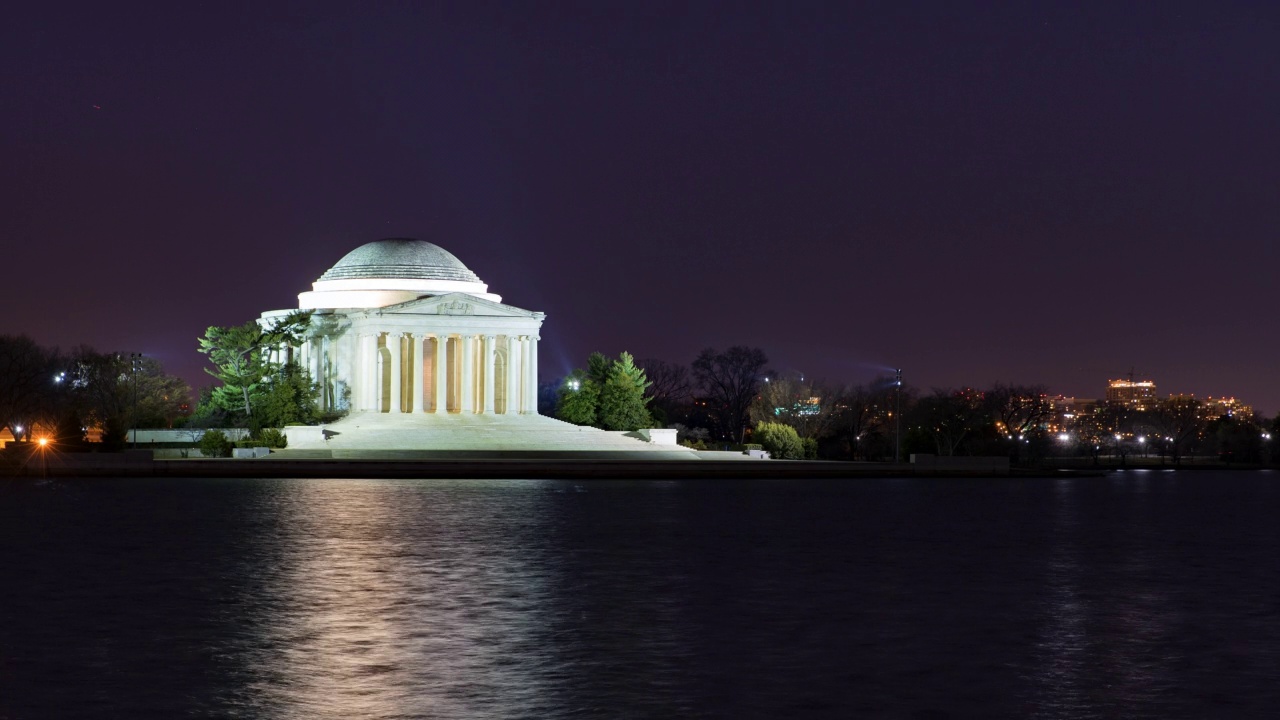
left=1138, top=436, right=1145, bottom=444
left=1058, top=433, right=1070, bottom=442
left=1115, top=434, right=1122, bottom=441
left=14, top=425, right=22, bottom=433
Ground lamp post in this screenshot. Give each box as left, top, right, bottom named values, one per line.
left=894, top=368, right=902, bottom=464
left=130, top=353, right=141, bottom=449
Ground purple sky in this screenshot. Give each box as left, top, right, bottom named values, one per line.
left=3, top=2, right=1278, bottom=412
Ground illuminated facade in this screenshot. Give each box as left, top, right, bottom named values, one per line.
left=259, top=238, right=688, bottom=454
left=1105, top=379, right=1157, bottom=411
left=1167, top=394, right=1255, bottom=421
left=262, top=238, right=543, bottom=418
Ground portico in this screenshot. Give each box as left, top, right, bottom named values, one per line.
left=349, top=322, right=540, bottom=416
left=261, top=238, right=545, bottom=419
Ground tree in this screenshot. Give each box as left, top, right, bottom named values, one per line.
left=750, top=375, right=839, bottom=441
left=0, top=335, right=61, bottom=441
left=198, top=322, right=266, bottom=418
left=555, top=370, right=599, bottom=425
left=254, top=361, right=321, bottom=429
left=830, top=378, right=902, bottom=461
left=555, top=352, right=652, bottom=431
left=754, top=421, right=804, bottom=459
left=598, top=352, right=652, bottom=431
left=1146, top=397, right=1206, bottom=465
left=692, top=346, right=770, bottom=441
left=69, top=349, right=192, bottom=435
left=910, top=388, right=987, bottom=456
left=636, top=358, right=692, bottom=426
left=982, top=384, right=1051, bottom=461
left=1206, top=414, right=1263, bottom=464
left=197, top=311, right=313, bottom=423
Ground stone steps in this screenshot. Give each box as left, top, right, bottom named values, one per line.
left=282, top=412, right=699, bottom=455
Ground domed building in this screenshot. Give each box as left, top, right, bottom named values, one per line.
left=261, top=239, right=687, bottom=455
left=262, top=238, right=544, bottom=420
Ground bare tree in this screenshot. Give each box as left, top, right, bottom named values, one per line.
left=0, top=335, right=61, bottom=441
left=831, top=378, right=902, bottom=460
left=984, top=384, right=1051, bottom=440
left=751, top=375, right=840, bottom=440
left=1146, top=397, right=1206, bottom=465
left=636, top=358, right=692, bottom=425
left=692, top=346, right=770, bottom=441
left=911, top=388, right=987, bottom=456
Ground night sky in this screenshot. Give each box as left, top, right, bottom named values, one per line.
left=3, top=2, right=1277, bottom=411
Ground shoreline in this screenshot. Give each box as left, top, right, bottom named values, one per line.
left=1, top=454, right=1112, bottom=480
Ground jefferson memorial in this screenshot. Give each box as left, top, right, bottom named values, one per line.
left=266, top=238, right=687, bottom=456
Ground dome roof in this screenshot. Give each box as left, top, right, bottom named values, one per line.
left=318, top=238, right=482, bottom=283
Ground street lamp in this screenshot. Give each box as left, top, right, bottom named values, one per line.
left=130, top=352, right=142, bottom=449
left=892, top=369, right=904, bottom=463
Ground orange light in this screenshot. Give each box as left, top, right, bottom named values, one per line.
left=37, top=438, right=49, bottom=447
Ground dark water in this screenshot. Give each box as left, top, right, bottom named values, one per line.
left=2, top=472, right=1278, bottom=719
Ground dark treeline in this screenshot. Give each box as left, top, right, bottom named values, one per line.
left=549, top=346, right=1280, bottom=465
left=0, top=334, right=190, bottom=449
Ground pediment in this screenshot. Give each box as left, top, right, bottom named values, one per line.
left=375, top=293, right=541, bottom=319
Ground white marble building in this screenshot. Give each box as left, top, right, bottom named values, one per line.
left=264, top=238, right=688, bottom=455
left=262, top=238, right=543, bottom=418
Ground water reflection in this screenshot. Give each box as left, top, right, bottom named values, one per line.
left=237, top=479, right=562, bottom=718
left=1029, top=477, right=1094, bottom=719
left=4, top=474, right=1280, bottom=718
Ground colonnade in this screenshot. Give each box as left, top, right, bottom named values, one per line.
left=352, top=331, right=538, bottom=415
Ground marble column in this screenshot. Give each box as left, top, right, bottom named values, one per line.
left=523, top=335, right=537, bottom=413
left=434, top=335, right=448, bottom=413
left=460, top=334, right=475, bottom=413
left=388, top=333, right=402, bottom=413
left=483, top=335, right=496, bottom=414
left=318, top=337, right=329, bottom=409
left=361, top=333, right=377, bottom=411
left=507, top=335, right=522, bottom=414
left=412, top=333, right=426, bottom=413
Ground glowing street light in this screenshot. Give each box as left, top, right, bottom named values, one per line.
left=894, top=368, right=903, bottom=463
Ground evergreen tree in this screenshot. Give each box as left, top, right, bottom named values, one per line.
left=198, top=322, right=267, bottom=418
left=256, top=362, right=321, bottom=429
left=587, top=352, right=611, bottom=387
left=598, top=352, right=652, bottom=431
left=197, top=311, right=313, bottom=422
left=555, top=369, right=599, bottom=425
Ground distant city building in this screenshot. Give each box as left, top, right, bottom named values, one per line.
left=1048, top=396, right=1099, bottom=433
left=1106, top=378, right=1157, bottom=411
left=1167, top=394, right=1254, bottom=421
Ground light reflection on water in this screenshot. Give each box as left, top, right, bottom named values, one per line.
left=1, top=474, right=1279, bottom=718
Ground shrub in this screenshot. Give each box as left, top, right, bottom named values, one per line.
left=198, top=429, right=233, bottom=458
left=754, top=422, right=804, bottom=460
left=802, top=437, right=819, bottom=460
left=743, top=443, right=764, bottom=452
left=257, top=428, right=287, bottom=449
left=100, top=416, right=128, bottom=452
